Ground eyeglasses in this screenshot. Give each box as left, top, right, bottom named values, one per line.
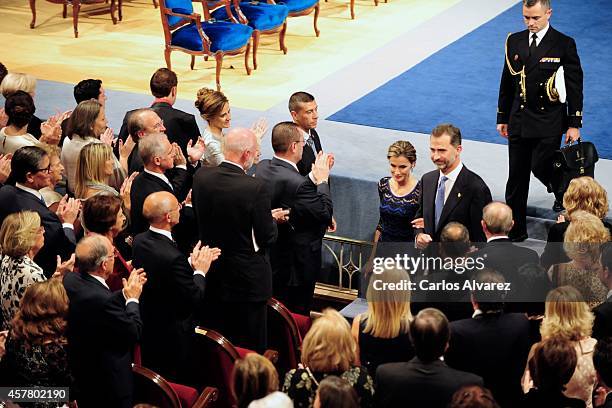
left=34, top=164, right=52, bottom=174
left=154, top=120, right=165, bottom=131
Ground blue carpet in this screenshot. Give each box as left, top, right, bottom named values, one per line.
left=328, top=0, right=612, bottom=159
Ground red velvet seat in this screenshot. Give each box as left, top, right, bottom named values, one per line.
left=132, top=364, right=218, bottom=408
left=192, top=326, right=278, bottom=408
left=266, top=298, right=312, bottom=377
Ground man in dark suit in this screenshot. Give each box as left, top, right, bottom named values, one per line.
left=132, top=191, right=220, bottom=384
left=118, top=68, right=200, bottom=156
left=445, top=269, right=532, bottom=408
left=256, top=122, right=333, bottom=314
left=0, top=146, right=79, bottom=276
left=63, top=235, right=146, bottom=408
left=497, top=0, right=583, bottom=238
left=594, top=243, right=612, bottom=340
left=376, top=308, right=483, bottom=408
left=469, top=202, right=539, bottom=285
left=192, top=128, right=287, bottom=352
left=594, top=338, right=612, bottom=408
left=129, top=132, right=192, bottom=236
left=122, top=108, right=166, bottom=174
left=414, top=124, right=492, bottom=250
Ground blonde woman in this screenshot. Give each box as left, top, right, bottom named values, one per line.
left=522, top=286, right=596, bottom=408
left=548, top=211, right=609, bottom=306
left=541, top=177, right=611, bottom=269
left=351, top=267, right=413, bottom=374
left=74, top=142, right=118, bottom=199
left=0, top=211, right=46, bottom=329
left=283, top=309, right=374, bottom=408
left=232, top=353, right=292, bottom=408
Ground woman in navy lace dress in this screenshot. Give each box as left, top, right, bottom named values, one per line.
left=375, top=141, right=420, bottom=243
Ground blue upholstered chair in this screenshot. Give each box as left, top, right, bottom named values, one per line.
left=159, top=0, right=253, bottom=90
left=211, top=0, right=289, bottom=70
left=268, top=0, right=319, bottom=37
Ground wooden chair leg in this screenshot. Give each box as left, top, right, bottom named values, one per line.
left=164, top=48, right=172, bottom=70
left=152, top=0, right=158, bottom=8
left=204, top=55, right=209, bottom=61
left=215, top=53, right=223, bottom=91
left=313, top=3, right=320, bottom=37
left=252, top=31, right=260, bottom=70
left=118, top=0, right=123, bottom=21
left=29, top=0, right=36, bottom=28
left=245, top=40, right=252, bottom=75
left=350, top=0, right=355, bottom=19
left=63, top=3, right=67, bottom=18
left=374, top=0, right=378, bottom=5
left=73, top=0, right=80, bottom=38
left=110, top=0, right=117, bottom=24
left=279, top=21, right=287, bottom=54
left=190, top=55, right=195, bottom=70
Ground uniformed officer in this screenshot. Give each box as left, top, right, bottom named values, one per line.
left=496, top=0, right=583, bottom=241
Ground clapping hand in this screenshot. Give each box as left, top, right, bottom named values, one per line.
left=56, top=195, right=81, bottom=224
left=311, top=151, right=331, bottom=185
left=186, top=138, right=206, bottom=163
left=173, top=143, right=187, bottom=166
left=100, top=127, right=115, bottom=146
left=122, top=268, right=147, bottom=300
left=40, top=112, right=63, bottom=145
left=190, top=241, right=221, bottom=274
left=251, top=117, right=269, bottom=142
left=0, top=153, right=11, bottom=184
left=120, top=172, right=138, bottom=213
left=53, top=254, right=75, bottom=278
left=118, top=135, right=136, bottom=160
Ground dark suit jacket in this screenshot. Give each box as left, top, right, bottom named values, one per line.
left=192, top=162, right=277, bottom=302
left=129, top=169, right=191, bottom=235
left=445, top=312, right=532, bottom=407
left=593, top=297, right=612, bottom=341
left=63, top=272, right=142, bottom=408
left=132, top=229, right=206, bottom=383
left=497, top=26, right=583, bottom=138
left=0, top=185, right=75, bottom=277
left=118, top=102, right=200, bottom=156
left=255, top=158, right=332, bottom=283
left=375, top=357, right=483, bottom=408
left=415, top=165, right=492, bottom=243
left=296, top=128, right=322, bottom=176
left=470, top=238, right=539, bottom=284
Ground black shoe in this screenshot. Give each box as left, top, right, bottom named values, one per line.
left=510, top=234, right=528, bottom=242
left=553, top=200, right=565, bottom=212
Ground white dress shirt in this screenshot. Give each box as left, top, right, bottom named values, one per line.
left=438, top=161, right=464, bottom=203
left=487, top=235, right=510, bottom=243
left=530, top=23, right=549, bottom=47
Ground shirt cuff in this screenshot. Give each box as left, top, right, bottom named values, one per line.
left=194, top=270, right=206, bottom=278
left=185, top=203, right=193, bottom=208
left=126, top=298, right=139, bottom=305
left=176, top=164, right=187, bottom=170
left=62, top=223, right=74, bottom=230
left=308, top=172, right=317, bottom=184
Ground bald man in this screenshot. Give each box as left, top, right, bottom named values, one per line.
left=192, top=128, right=287, bottom=352
left=63, top=235, right=146, bottom=408
left=469, top=201, right=538, bottom=285
left=132, top=191, right=219, bottom=383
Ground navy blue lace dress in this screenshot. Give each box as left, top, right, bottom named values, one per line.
left=376, top=177, right=421, bottom=242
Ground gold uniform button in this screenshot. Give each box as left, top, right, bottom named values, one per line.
left=520, top=93, right=523, bottom=97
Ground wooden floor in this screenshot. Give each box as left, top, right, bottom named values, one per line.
left=1, top=0, right=459, bottom=110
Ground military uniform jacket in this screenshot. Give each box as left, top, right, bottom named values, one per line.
left=497, top=26, right=583, bottom=139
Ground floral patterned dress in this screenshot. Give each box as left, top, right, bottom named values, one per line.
left=282, top=366, right=374, bottom=408
left=0, top=255, right=46, bottom=330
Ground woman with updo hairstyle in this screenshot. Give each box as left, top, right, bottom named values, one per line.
left=81, top=194, right=130, bottom=291
left=548, top=210, right=609, bottom=306
left=283, top=309, right=374, bottom=408
left=522, top=286, right=596, bottom=408
left=313, top=376, right=359, bottom=408
left=541, top=176, right=611, bottom=269
left=232, top=353, right=292, bottom=408
left=0, top=90, right=39, bottom=154
left=3, top=279, right=73, bottom=393
left=374, top=140, right=421, bottom=243
left=0, top=72, right=44, bottom=139
left=194, top=87, right=230, bottom=167
left=74, top=142, right=118, bottom=199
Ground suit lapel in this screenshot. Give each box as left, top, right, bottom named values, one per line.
left=310, top=129, right=322, bottom=153
left=143, top=171, right=173, bottom=192
left=436, top=167, right=467, bottom=233
left=526, top=27, right=559, bottom=73
left=81, top=272, right=110, bottom=292
left=271, top=157, right=299, bottom=174
left=423, top=172, right=438, bottom=233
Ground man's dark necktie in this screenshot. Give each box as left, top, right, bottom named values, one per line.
left=529, top=33, right=538, bottom=56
